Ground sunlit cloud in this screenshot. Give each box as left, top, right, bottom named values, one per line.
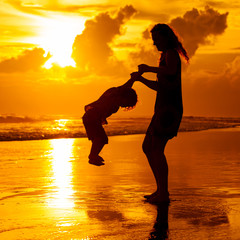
left=72, top=5, right=137, bottom=74
left=0, top=48, right=50, bottom=72
left=0, top=2, right=240, bottom=117
left=5, top=0, right=115, bottom=16
left=0, top=2, right=41, bottom=44
left=1, top=1, right=97, bottom=67
left=206, top=1, right=240, bottom=9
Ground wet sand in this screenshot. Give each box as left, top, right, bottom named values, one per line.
left=0, top=128, right=240, bottom=239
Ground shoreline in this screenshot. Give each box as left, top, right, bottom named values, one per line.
left=1, top=115, right=240, bottom=142
left=0, top=125, right=240, bottom=143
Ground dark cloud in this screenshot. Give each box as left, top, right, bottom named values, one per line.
left=127, top=6, right=237, bottom=117
left=0, top=48, right=51, bottom=73
left=129, top=6, right=228, bottom=68
left=71, top=5, right=136, bottom=73
left=170, top=6, right=228, bottom=57
left=142, top=28, right=151, bottom=39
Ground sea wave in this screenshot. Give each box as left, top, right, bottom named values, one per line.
left=0, top=115, right=37, bottom=123
left=0, top=116, right=240, bottom=141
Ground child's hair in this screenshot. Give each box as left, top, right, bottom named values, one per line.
left=119, top=88, right=138, bottom=110
left=151, top=23, right=189, bottom=63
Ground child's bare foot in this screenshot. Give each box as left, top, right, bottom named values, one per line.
left=88, top=155, right=105, bottom=166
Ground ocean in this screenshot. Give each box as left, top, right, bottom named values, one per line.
left=1, top=115, right=240, bottom=141
left=0, top=128, right=240, bottom=239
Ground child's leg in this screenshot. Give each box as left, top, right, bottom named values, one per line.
left=89, top=137, right=105, bottom=159
left=88, top=137, right=106, bottom=166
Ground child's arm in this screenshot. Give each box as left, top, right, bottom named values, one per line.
left=118, top=78, right=135, bottom=89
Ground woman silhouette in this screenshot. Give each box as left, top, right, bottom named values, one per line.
left=131, top=24, right=189, bottom=203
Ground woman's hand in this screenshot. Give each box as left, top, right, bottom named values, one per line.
left=138, top=64, right=151, bottom=74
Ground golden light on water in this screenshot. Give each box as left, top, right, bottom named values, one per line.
left=54, top=119, right=70, bottom=129
left=56, top=119, right=69, bottom=127
left=49, top=138, right=75, bottom=208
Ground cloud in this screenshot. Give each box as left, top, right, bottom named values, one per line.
left=0, top=48, right=51, bottom=73
left=6, top=0, right=45, bottom=16
left=222, top=56, right=240, bottom=83
left=206, top=1, right=240, bottom=9
left=170, top=6, right=228, bottom=57
left=182, top=56, right=240, bottom=116
left=126, top=6, right=238, bottom=117
left=71, top=5, right=137, bottom=74
left=6, top=0, right=115, bottom=16
left=135, top=10, right=169, bottom=22
left=128, top=6, right=229, bottom=70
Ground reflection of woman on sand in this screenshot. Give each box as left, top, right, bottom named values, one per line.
left=131, top=24, right=189, bottom=203
left=149, top=203, right=169, bottom=239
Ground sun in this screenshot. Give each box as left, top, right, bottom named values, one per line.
left=36, top=15, right=86, bottom=68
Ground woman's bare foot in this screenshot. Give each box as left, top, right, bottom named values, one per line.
left=146, top=193, right=170, bottom=204
left=144, top=191, right=158, bottom=199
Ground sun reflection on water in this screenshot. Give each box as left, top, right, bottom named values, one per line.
left=52, top=119, right=70, bottom=131
left=48, top=138, right=75, bottom=209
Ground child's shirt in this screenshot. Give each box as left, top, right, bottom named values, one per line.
left=84, top=87, right=120, bottom=125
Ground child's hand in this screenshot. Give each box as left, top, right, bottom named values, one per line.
left=130, top=72, right=141, bottom=81
left=138, top=64, right=151, bottom=74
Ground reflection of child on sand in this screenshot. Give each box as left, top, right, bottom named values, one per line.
left=82, top=79, right=137, bottom=166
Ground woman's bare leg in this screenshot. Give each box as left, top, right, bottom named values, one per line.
left=149, top=136, right=169, bottom=202
left=143, top=134, right=169, bottom=202
left=142, top=134, right=158, bottom=197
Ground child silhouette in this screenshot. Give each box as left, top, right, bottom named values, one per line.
left=82, top=79, right=137, bottom=166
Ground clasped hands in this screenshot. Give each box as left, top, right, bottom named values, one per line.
left=123, top=64, right=150, bottom=88
left=131, top=64, right=150, bottom=80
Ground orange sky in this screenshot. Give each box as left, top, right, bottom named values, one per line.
left=0, top=0, right=240, bottom=117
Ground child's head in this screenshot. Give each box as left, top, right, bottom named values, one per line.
left=118, top=88, right=137, bottom=110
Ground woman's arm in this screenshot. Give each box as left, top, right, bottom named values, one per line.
left=139, top=76, right=158, bottom=91
left=138, top=49, right=179, bottom=76
left=131, top=72, right=158, bottom=91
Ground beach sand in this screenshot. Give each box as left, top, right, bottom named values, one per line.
left=0, top=128, right=240, bottom=239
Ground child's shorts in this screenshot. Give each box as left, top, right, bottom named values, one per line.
left=82, top=109, right=108, bottom=144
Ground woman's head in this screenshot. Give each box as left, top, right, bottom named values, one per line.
left=150, top=24, right=189, bottom=62
left=118, top=88, right=138, bottom=110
